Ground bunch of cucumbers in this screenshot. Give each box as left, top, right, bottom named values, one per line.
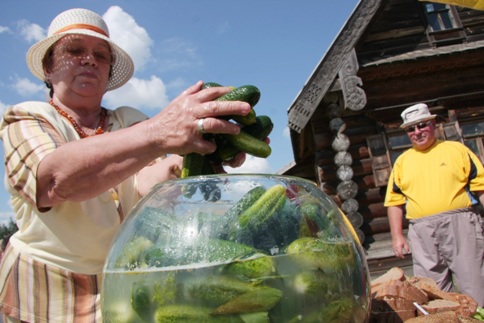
left=181, top=82, right=274, bottom=179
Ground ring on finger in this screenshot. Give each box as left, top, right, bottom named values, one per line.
left=197, top=118, right=206, bottom=134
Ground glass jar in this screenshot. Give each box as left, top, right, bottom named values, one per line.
left=102, top=174, right=371, bottom=322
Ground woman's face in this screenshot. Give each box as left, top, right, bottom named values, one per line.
left=44, top=34, right=113, bottom=98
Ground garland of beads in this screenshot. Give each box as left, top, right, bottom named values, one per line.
left=49, top=99, right=107, bottom=138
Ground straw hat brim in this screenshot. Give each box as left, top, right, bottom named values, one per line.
left=400, top=115, right=436, bottom=128
left=26, top=29, right=134, bottom=91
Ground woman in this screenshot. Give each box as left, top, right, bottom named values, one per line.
left=0, top=8, right=250, bottom=322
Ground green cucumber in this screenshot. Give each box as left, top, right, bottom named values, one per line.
left=242, top=115, right=274, bottom=140
left=115, top=236, right=152, bottom=270
left=299, top=201, right=326, bottom=238
left=216, top=143, right=241, bottom=162
left=181, top=153, right=205, bottom=198
left=216, top=85, right=261, bottom=107
left=225, top=186, right=266, bottom=221
left=238, top=185, right=287, bottom=229
left=230, top=108, right=256, bottom=126
left=202, top=82, right=223, bottom=89
left=202, top=239, right=259, bottom=262
left=286, top=237, right=355, bottom=272
left=291, top=270, right=341, bottom=305
left=154, top=304, right=242, bottom=322
left=166, top=239, right=257, bottom=266
left=223, top=253, right=275, bottom=279
left=181, top=153, right=204, bottom=178
left=131, top=284, right=152, bottom=320
left=216, top=116, right=273, bottom=161
left=208, top=84, right=259, bottom=125
left=212, top=286, right=283, bottom=315
left=222, top=131, right=271, bottom=158
left=182, top=275, right=259, bottom=307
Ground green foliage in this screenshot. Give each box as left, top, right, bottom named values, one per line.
left=0, top=218, right=18, bottom=248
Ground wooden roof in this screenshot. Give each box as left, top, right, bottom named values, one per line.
left=287, top=0, right=484, bottom=133
left=287, top=0, right=383, bottom=133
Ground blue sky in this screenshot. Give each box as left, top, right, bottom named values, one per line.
left=0, top=1, right=359, bottom=221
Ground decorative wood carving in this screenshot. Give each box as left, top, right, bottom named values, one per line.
left=339, top=49, right=367, bottom=111
left=288, top=0, right=381, bottom=133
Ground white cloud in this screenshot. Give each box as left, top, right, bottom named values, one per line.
left=157, top=38, right=202, bottom=73
left=225, top=155, right=272, bottom=174
left=0, top=26, right=10, bottom=34
left=103, top=6, right=153, bottom=71
left=12, top=76, right=45, bottom=97
left=103, top=75, right=168, bottom=110
left=17, top=20, right=45, bottom=43
left=283, top=125, right=291, bottom=138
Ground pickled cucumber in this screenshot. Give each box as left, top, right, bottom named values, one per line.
left=223, top=253, right=275, bottom=279
left=239, top=312, right=270, bottom=323
left=292, top=270, right=341, bottom=304
left=152, top=272, right=177, bottom=307
left=212, top=286, right=283, bottom=315
left=131, top=283, right=152, bottom=320
left=238, top=185, right=287, bottom=229
left=286, top=237, right=355, bottom=272
left=181, top=275, right=259, bottom=307
left=142, top=239, right=258, bottom=268
left=225, top=186, right=266, bottom=221
left=116, top=236, right=153, bottom=270
left=154, top=304, right=243, bottom=323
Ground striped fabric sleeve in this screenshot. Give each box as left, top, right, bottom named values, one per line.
left=2, top=107, right=65, bottom=207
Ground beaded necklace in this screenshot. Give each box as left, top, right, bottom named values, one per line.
left=49, top=99, right=107, bottom=138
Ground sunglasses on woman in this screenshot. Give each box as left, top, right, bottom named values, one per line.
left=405, top=121, right=432, bottom=133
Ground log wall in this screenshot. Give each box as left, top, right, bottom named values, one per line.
left=310, top=112, right=398, bottom=244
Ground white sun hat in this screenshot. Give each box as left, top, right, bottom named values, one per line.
left=400, top=103, right=436, bottom=128
left=26, top=8, right=134, bottom=91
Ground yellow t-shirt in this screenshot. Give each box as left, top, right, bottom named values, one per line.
left=0, top=101, right=149, bottom=274
left=384, top=140, right=484, bottom=219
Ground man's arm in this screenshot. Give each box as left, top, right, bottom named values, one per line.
left=388, top=205, right=411, bottom=259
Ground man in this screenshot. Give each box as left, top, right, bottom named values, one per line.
left=384, top=103, right=484, bottom=306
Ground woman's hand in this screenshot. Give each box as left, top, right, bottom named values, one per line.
left=136, top=154, right=184, bottom=197
left=145, top=81, right=252, bottom=156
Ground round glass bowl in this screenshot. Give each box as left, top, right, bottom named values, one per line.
left=102, top=174, right=371, bottom=322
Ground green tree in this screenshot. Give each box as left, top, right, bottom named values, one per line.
left=0, top=218, right=18, bottom=247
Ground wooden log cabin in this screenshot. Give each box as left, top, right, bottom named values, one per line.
left=281, top=0, right=484, bottom=279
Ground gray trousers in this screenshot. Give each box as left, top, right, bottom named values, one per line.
left=408, top=207, right=484, bottom=307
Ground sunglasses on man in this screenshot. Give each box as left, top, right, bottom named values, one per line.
left=404, top=121, right=432, bottom=133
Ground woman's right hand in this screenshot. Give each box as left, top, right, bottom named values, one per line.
left=146, top=81, right=251, bottom=156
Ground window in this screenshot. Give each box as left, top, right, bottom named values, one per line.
left=460, top=119, right=484, bottom=163
left=423, top=3, right=466, bottom=46
left=424, top=3, right=455, bottom=31
left=366, top=135, right=392, bottom=187
left=386, top=131, right=412, bottom=165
